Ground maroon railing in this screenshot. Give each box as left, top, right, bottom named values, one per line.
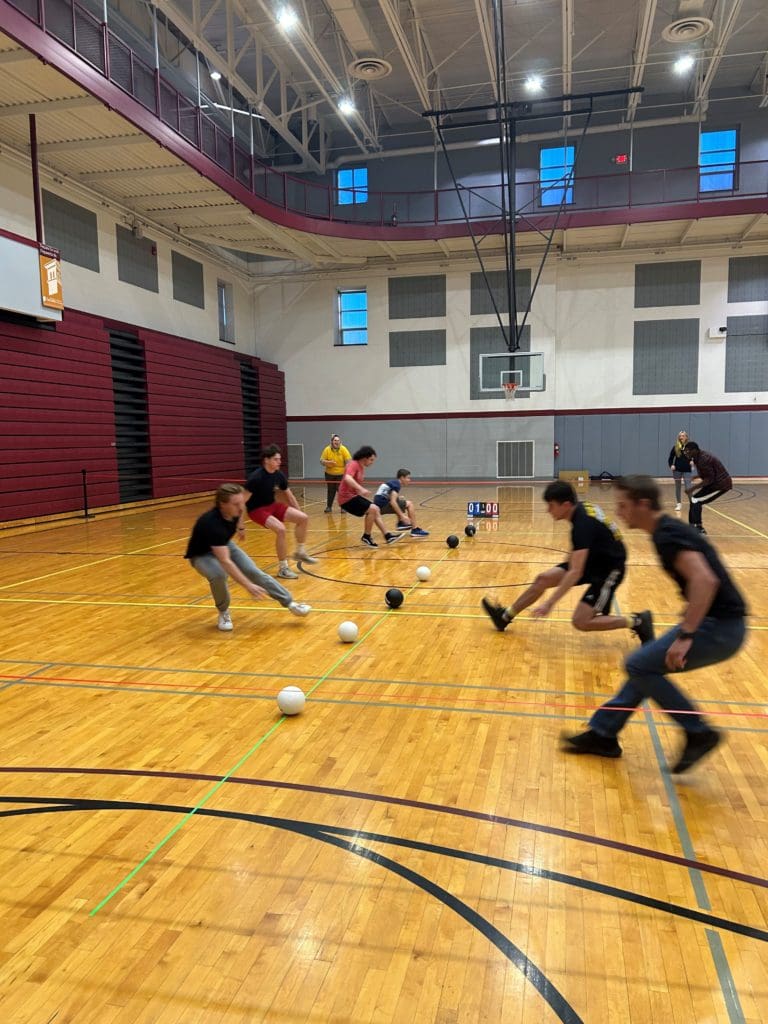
left=8, top=0, right=768, bottom=229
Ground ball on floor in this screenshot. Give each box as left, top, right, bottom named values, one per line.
left=416, top=566, right=431, bottom=581
left=338, top=620, right=359, bottom=643
left=465, top=524, right=476, bottom=537
left=277, top=685, right=305, bottom=716
left=446, top=535, right=459, bottom=548
left=385, top=587, right=404, bottom=609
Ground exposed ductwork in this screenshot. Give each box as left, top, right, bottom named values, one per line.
left=324, top=0, right=379, bottom=54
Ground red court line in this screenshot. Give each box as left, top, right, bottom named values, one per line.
left=3, top=672, right=768, bottom=720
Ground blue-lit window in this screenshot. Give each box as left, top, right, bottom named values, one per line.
left=699, top=129, right=737, bottom=192
left=336, top=166, right=368, bottom=205
left=337, top=289, right=367, bottom=346
left=539, top=146, right=574, bottom=207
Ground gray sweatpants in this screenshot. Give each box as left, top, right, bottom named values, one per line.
left=190, top=542, right=292, bottom=613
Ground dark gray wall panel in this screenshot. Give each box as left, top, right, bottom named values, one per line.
left=388, top=275, right=446, bottom=319
left=116, top=225, right=159, bottom=292
left=634, top=260, right=701, bottom=307
left=470, top=268, right=532, bottom=315
left=42, top=190, right=100, bottom=272
left=633, top=318, right=699, bottom=395
left=389, top=329, right=446, bottom=366
left=171, top=250, right=205, bottom=308
left=725, top=315, right=768, bottom=392
left=728, top=255, right=768, bottom=302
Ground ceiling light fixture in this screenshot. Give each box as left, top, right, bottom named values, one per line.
left=277, top=8, right=298, bottom=31
left=338, top=97, right=356, bottom=116
left=524, top=74, right=543, bottom=93
left=673, top=54, right=695, bottom=74
left=209, top=70, right=222, bottom=81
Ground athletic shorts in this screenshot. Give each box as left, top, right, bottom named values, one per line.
left=374, top=496, right=407, bottom=515
left=340, top=495, right=372, bottom=518
left=248, top=502, right=289, bottom=527
left=556, top=562, right=625, bottom=612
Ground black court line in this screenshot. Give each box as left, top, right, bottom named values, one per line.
left=2, top=767, right=767, bottom=893
left=1, top=795, right=582, bottom=1024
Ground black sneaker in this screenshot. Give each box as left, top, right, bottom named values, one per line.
left=385, top=533, right=403, bottom=544
left=696, top=527, right=707, bottom=534
left=361, top=534, right=378, bottom=547
left=671, top=728, right=721, bottom=774
left=481, top=597, right=511, bottom=632
left=631, top=610, right=655, bottom=645
left=561, top=729, right=622, bottom=758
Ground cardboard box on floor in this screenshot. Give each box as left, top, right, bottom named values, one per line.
left=559, top=470, right=589, bottom=491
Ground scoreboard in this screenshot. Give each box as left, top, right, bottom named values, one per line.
left=467, top=501, right=499, bottom=518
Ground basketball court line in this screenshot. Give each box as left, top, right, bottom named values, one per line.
left=709, top=503, right=768, bottom=540
left=0, top=535, right=190, bottom=591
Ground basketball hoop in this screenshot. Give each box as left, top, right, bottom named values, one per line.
left=503, top=381, right=518, bottom=400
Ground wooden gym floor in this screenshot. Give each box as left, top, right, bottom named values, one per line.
left=0, top=481, right=766, bottom=1023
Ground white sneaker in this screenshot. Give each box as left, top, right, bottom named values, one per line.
left=288, top=601, right=311, bottom=617
left=675, top=503, right=682, bottom=511
left=217, top=611, right=233, bottom=631
left=293, top=550, right=318, bottom=565
left=278, top=565, right=299, bottom=579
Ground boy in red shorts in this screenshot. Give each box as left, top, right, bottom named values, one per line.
left=244, top=445, right=318, bottom=579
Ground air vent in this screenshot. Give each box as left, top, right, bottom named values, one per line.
left=661, top=17, right=713, bottom=42
left=347, top=57, right=392, bottom=81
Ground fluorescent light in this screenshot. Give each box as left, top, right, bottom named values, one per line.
left=673, top=54, right=695, bottom=74
left=524, top=74, right=543, bottom=93
left=210, top=70, right=222, bottom=81
left=277, top=7, right=298, bottom=30
left=338, top=97, right=356, bottom=116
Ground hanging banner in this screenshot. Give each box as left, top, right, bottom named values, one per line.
left=39, top=249, right=64, bottom=310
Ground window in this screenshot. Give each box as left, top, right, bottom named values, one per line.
left=337, top=289, right=367, bottom=345
left=539, top=145, right=574, bottom=207
left=218, top=280, right=234, bottom=343
left=699, top=128, right=737, bottom=192
left=336, top=166, right=368, bottom=205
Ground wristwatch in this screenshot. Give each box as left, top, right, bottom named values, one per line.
left=677, top=629, right=696, bottom=640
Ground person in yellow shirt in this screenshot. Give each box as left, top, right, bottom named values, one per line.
left=320, top=434, right=351, bottom=512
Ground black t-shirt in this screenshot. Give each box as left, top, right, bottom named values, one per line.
left=570, top=501, right=626, bottom=578
left=244, top=467, right=288, bottom=511
left=184, top=507, right=237, bottom=559
left=652, top=515, right=746, bottom=619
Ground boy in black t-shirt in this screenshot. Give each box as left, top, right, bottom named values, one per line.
left=563, top=475, right=746, bottom=773
left=481, top=480, right=653, bottom=642
left=244, top=444, right=318, bottom=579
left=185, top=483, right=311, bottom=631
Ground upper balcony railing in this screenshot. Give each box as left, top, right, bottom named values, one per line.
left=8, top=0, right=768, bottom=231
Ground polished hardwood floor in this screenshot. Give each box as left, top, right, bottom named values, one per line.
left=0, top=480, right=766, bottom=1023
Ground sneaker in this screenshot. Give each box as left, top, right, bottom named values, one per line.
left=288, top=601, right=312, bottom=617
left=481, top=597, right=511, bottom=632
left=561, top=729, right=622, bottom=758
left=675, top=502, right=682, bottom=512
left=410, top=527, right=430, bottom=537
left=631, top=610, right=655, bottom=645
left=278, top=565, right=299, bottom=579
left=361, top=534, right=378, bottom=547
left=695, top=526, right=707, bottom=534
left=397, top=522, right=412, bottom=530
left=385, top=533, right=403, bottom=544
left=217, top=611, right=233, bottom=632
left=670, top=728, right=721, bottom=774
left=324, top=507, right=332, bottom=513
left=293, top=551, right=318, bottom=565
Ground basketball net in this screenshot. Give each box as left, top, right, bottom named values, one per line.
left=503, top=381, right=518, bottom=400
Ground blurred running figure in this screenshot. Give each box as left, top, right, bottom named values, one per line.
left=481, top=480, right=652, bottom=641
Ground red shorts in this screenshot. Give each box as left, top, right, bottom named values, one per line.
left=248, top=502, right=289, bottom=527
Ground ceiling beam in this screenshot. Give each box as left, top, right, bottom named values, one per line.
left=37, top=134, right=149, bottom=153
left=0, top=96, right=97, bottom=116
left=679, top=219, right=697, bottom=243
left=78, top=164, right=189, bottom=181
left=377, top=0, right=431, bottom=111
left=626, top=0, right=656, bottom=122
left=740, top=213, right=766, bottom=240
left=694, top=0, right=744, bottom=117
left=156, top=0, right=324, bottom=171
left=562, top=0, right=573, bottom=102
left=473, top=0, right=498, bottom=102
